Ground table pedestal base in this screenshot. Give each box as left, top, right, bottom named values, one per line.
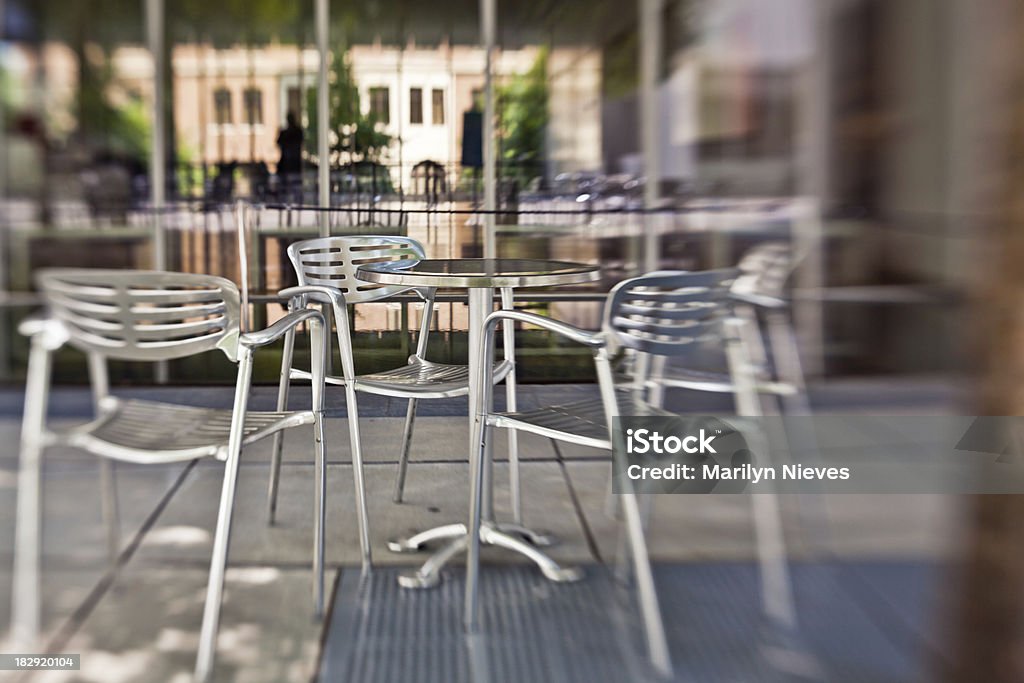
left=389, top=522, right=582, bottom=589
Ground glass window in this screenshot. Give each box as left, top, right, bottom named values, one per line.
left=369, top=86, right=390, bottom=124
left=213, top=88, right=232, bottom=124
left=409, top=87, right=423, bottom=124
left=432, top=88, right=445, bottom=125
left=243, top=88, right=263, bottom=125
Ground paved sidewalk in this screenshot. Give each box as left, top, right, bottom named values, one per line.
left=0, top=377, right=965, bottom=682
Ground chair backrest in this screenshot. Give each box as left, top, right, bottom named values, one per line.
left=287, top=235, right=427, bottom=305
left=36, top=269, right=242, bottom=361
left=603, top=269, right=738, bottom=356
left=732, top=242, right=792, bottom=304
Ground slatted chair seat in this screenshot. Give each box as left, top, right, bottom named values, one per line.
left=353, top=357, right=514, bottom=397
left=13, top=268, right=338, bottom=682
left=293, top=357, right=515, bottom=397
left=57, top=397, right=312, bottom=463
left=491, top=390, right=673, bottom=449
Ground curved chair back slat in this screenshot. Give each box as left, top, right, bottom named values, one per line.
left=604, top=269, right=738, bottom=356
left=287, top=235, right=427, bottom=304
left=36, top=269, right=242, bottom=361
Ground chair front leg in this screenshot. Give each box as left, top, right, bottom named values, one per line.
left=11, top=336, right=54, bottom=647
left=267, top=326, right=296, bottom=524
left=333, top=304, right=372, bottom=573
left=195, top=348, right=253, bottom=683
left=499, top=287, right=522, bottom=524
left=309, top=316, right=327, bottom=615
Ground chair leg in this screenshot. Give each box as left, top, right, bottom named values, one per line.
left=310, top=318, right=327, bottom=617
left=12, top=337, right=54, bottom=648
left=464, top=414, right=489, bottom=632
left=621, top=491, right=673, bottom=678
left=724, top=319, right=798, bottom=631
left=505, top=386, right=521, bottom=524
left=195, top=350, right=252, bottom=683
left=766, top=310, right=812, bottom=415
left=345, top=385, right=372, bottom=573
left=99, top=459, right=120, bottom=567
left=392, top=398, right=418, bottom=503
left=499, top=287, right=522, bottom=524
left=267, top=327, right=295, bottom=525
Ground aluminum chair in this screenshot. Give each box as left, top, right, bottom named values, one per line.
left=646, top=242, right=808, bottom=413
left=466, top=269, right=799, bottom=679
left=12, top=269, right=331, bottom=682
left=267, top=236, right=517, bottom=557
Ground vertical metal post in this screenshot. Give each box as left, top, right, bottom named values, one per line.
left=640, top=0, right=662, bottom=273
left=793, top=0, right=830, bottom=378
left=235, top=200, right=251, bottom=332
left=0, top=0, right=10, bottom=378
left=147, top=0, right=169, bottom=384
left=315, top=0, right=330, bottom=235
left=147, top=0, right=166, bottom=269
left=480, top=0, right=497, bottom=259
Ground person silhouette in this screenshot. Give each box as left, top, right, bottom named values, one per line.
left=276, top=111, right=304, bottom=199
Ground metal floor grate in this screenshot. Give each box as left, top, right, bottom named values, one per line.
left=319, top=562, right=936, bottom=683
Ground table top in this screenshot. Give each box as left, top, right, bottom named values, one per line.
left=356, top=258, right=601, bottom=289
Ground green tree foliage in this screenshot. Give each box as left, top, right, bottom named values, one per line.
left=305, top=53, right=393, bottom=165
left=498, top=47, right=549, bottom=183
left=75, top=57, right=151, bottom=161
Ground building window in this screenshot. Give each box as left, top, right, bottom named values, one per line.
left=409, top=87, right=423, bottom=124
left=243, top=88, right=263, bottom=125
left=432, top=88, right=445, bottom=125
left=213, top=88, right=232, bottom=125
left=369, top=87, right=390, bottom=125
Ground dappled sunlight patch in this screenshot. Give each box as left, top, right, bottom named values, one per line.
left=73, top=650, right=157, bottom=683
left=154, top=627, right=198, bottom=652
left=143, top=526, right=211, bottom=547
left=225, top=567, right=282, bottom=585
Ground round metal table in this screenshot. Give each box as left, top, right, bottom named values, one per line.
left=357, top=258, right=601, bottom=588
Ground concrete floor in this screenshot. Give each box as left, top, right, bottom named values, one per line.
left=0, top=378, right=967, bottom=682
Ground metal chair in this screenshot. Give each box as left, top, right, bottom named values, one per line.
left=12, top=269, right=332, bottom=682
left=466, top=269, right=799, bottom=679
left=646, top=242, right=808, bottom=413
left=266, top=236, right=518, bottom=557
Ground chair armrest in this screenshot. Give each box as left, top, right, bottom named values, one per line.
left=278, top=285, right=347, bottom=312
left=240, top=308, right=325, bottom=348
left=18, top=314, right=69, bottom=350
left=483, top=309, right=605, bottom=349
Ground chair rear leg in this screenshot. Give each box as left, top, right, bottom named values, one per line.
left=195, top=350, right=253, bottom=682
left=267, top=327, right=295, bottom=524
left=345, top=384, right=372, bottom=573
left=392, top=398, right=418, bottom=503
left=99, top=459, right=120, bottom=568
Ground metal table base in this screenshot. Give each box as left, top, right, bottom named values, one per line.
left=355, top=263, right=600, bottom=591
left=383, top=286, right=574, bottom=589
left=389, top=521, right=578, bottom=589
